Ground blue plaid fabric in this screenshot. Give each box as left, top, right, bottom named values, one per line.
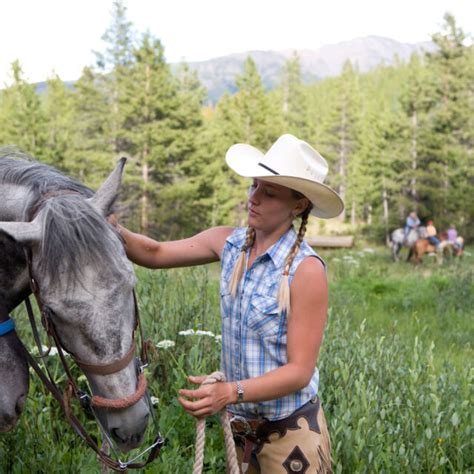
left=220, top=226, right=325, bottom=421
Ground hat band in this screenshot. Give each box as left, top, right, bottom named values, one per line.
left=258, top=163, right=279, bottom=175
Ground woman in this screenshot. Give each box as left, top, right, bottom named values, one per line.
left=117, top=134, right=343, bottom=473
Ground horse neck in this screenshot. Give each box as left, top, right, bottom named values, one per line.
left=0, top=183, right=34, bottom=222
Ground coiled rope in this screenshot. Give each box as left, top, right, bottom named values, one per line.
left=192, top=371, right=240, bottom=474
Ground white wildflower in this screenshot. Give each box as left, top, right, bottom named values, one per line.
left=179, top=329, right=196, bottom=336
left=195, top=330, right=215, bottom=337
left=214, top=335, right=222, bottom=342
left=150, top=396, right=159, bottom=406
left=156, top=340, right=175, bottom=349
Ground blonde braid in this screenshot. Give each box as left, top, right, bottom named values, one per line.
left=229, top=227, right=255, bottom=297
left=277, top=207, right=311, bottom=314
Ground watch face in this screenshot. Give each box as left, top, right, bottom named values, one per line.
left=237, top=382, right=244, bottom=402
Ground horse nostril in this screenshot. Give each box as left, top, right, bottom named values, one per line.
left=0, top=413, right=15, bottom=426
left=111, top=428, right=126, bottom=443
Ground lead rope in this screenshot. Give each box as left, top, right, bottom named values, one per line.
left=192, top=372, right=240, bottom=474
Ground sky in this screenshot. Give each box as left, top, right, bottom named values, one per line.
left=1, top=0, right=472, bottom=85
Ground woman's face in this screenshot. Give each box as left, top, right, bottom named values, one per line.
left=247, top=179, right=308, bottom=232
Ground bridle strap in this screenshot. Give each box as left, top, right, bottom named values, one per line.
left=20, top=342, right=164, bottom=471
left=25, top=297, right=51, bottom=357
left=92, top=373, right=148, bottom=409
left=0, top=317, right=15, bottom=336
left=76, top=340, right=137, bottom=375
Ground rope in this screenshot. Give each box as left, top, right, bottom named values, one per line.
left=192, top=371, right=240, bottom=474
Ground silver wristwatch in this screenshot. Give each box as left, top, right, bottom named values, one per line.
left=236, top=381, right=244, bottom=403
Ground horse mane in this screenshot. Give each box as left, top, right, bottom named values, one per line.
left=39, top=195, right=121, bottom=284
left=0, top=150, right=121, bottom=284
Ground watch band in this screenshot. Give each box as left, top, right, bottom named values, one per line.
left=236, top=381, right=244, bottom=403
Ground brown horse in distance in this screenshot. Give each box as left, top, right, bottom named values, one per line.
left=413, top=239, right=439, bottom=264
left=412, top=232, right=461, bottom=264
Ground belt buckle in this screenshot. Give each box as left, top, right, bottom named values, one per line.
left=229, top=414, right=253, bottom=436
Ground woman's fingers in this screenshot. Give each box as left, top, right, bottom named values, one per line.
left=178, top=396, right=211, bottom=416
left=188, top=375, right=207, bottom=385
left=179, top=387, right=207, bottom=399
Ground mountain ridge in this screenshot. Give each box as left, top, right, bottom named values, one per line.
left=175, top=35, right=435, bottom=102
left=34, top=36, right=435, bottom=102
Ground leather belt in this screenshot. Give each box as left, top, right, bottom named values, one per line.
left=229, top=397, right=321, bottom=444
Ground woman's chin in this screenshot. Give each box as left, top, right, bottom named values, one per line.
left=247, top=214, right=259, bottom=227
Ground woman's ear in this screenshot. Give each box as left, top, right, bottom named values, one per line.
left=293, top=198, right=310, bottom=217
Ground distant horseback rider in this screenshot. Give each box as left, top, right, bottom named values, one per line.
left=404, top=211, right=420, bottom=242
left=447, top=224, right=458, bottom=244
left=447, top=224, right=465, bottom=254
left=426, top=220, right=440, bottom=248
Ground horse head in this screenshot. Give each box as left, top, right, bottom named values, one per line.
left=0, top=314, right=28, bottom=432
left=0, top=159, right=150, bottom=452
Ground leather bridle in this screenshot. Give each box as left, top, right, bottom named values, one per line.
left=18, top=245, right=165, bottom=471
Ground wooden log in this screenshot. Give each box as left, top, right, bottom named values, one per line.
left=306, top=235, right=354, bottom=248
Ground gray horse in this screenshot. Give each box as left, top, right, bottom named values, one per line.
left=0, top=152, right=150, bottom=452
left=0, top=213, right=31, bottom=432
left=0, top=311, right=28, bottom=433
left=390, top=226, right=427, bottom=261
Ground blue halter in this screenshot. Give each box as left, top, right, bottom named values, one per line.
left=0, top=318, right=15, bottom=336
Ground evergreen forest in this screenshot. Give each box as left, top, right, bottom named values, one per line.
left=0, top=2, right=472, bottom=242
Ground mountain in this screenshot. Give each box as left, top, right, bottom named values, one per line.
left=32, top=36, right=435, bottom=103
left=178, top=36, right=436, bottom=102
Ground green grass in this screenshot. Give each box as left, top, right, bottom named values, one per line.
left=322, top=246, right=473, bottom=371
left=1, top=248, right=472, bottom=473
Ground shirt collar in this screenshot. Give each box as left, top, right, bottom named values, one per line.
left=262, top=226, right=297, bottom=270
left=226, top=226, right=298, bottom=270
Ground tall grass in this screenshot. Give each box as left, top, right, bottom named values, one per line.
left=1, top=250, right=472, bottom=473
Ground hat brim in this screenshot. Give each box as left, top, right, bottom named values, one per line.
left=226, top=144, right=344, bottom=218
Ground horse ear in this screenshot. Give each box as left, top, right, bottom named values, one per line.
left=87, top=157, right=126, bottom=216
left=0, top=219, right=42, bottom=244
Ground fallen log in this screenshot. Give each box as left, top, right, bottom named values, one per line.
left=306, top=235, right=354, bottom=248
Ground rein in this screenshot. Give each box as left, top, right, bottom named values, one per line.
left=20, top=247, right=165, bottom=471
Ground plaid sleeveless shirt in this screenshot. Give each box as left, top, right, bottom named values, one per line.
left=220, top=226, right=324, bottom=421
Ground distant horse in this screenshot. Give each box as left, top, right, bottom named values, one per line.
left=0, top=153, right=151, bottom=453
left=413, top=238, right=440, bottom=264
left=413, top=232, right=463, bottom=264
left=390, top=227, right=427, bottom=261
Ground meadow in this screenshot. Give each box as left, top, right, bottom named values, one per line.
left=1, top=246, right=472, bottom=473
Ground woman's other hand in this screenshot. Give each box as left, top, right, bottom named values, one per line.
left=178, top=375, right=235, bottom=419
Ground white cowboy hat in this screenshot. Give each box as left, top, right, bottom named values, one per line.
left=225, top=134, right=344, bottom=218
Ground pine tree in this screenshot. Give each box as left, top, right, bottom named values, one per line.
left=278, top=52, right=311, bottom=139
left=96, top=0, right=135, bottom=155
left=318, top=61, right=361, bottom=222
left=421, top=13, right=474, bottom=235
left=398, top=53, right=435, bottom=214
left=69, top=66, right=114, bottom=188
left=41, top=73, right=75, bottom=171
left=0, top=61, right=46, bottom=157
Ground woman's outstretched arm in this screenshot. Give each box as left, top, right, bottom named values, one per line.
left=118, top=225, right=234, bottom=268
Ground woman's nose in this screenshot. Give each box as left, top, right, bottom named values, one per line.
left=248, top=188, right=260, bottom=204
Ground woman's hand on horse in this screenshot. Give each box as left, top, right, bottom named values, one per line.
left=107, top=213, right=119, bottom=227
left=178, top=375, right=234, bottom=418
